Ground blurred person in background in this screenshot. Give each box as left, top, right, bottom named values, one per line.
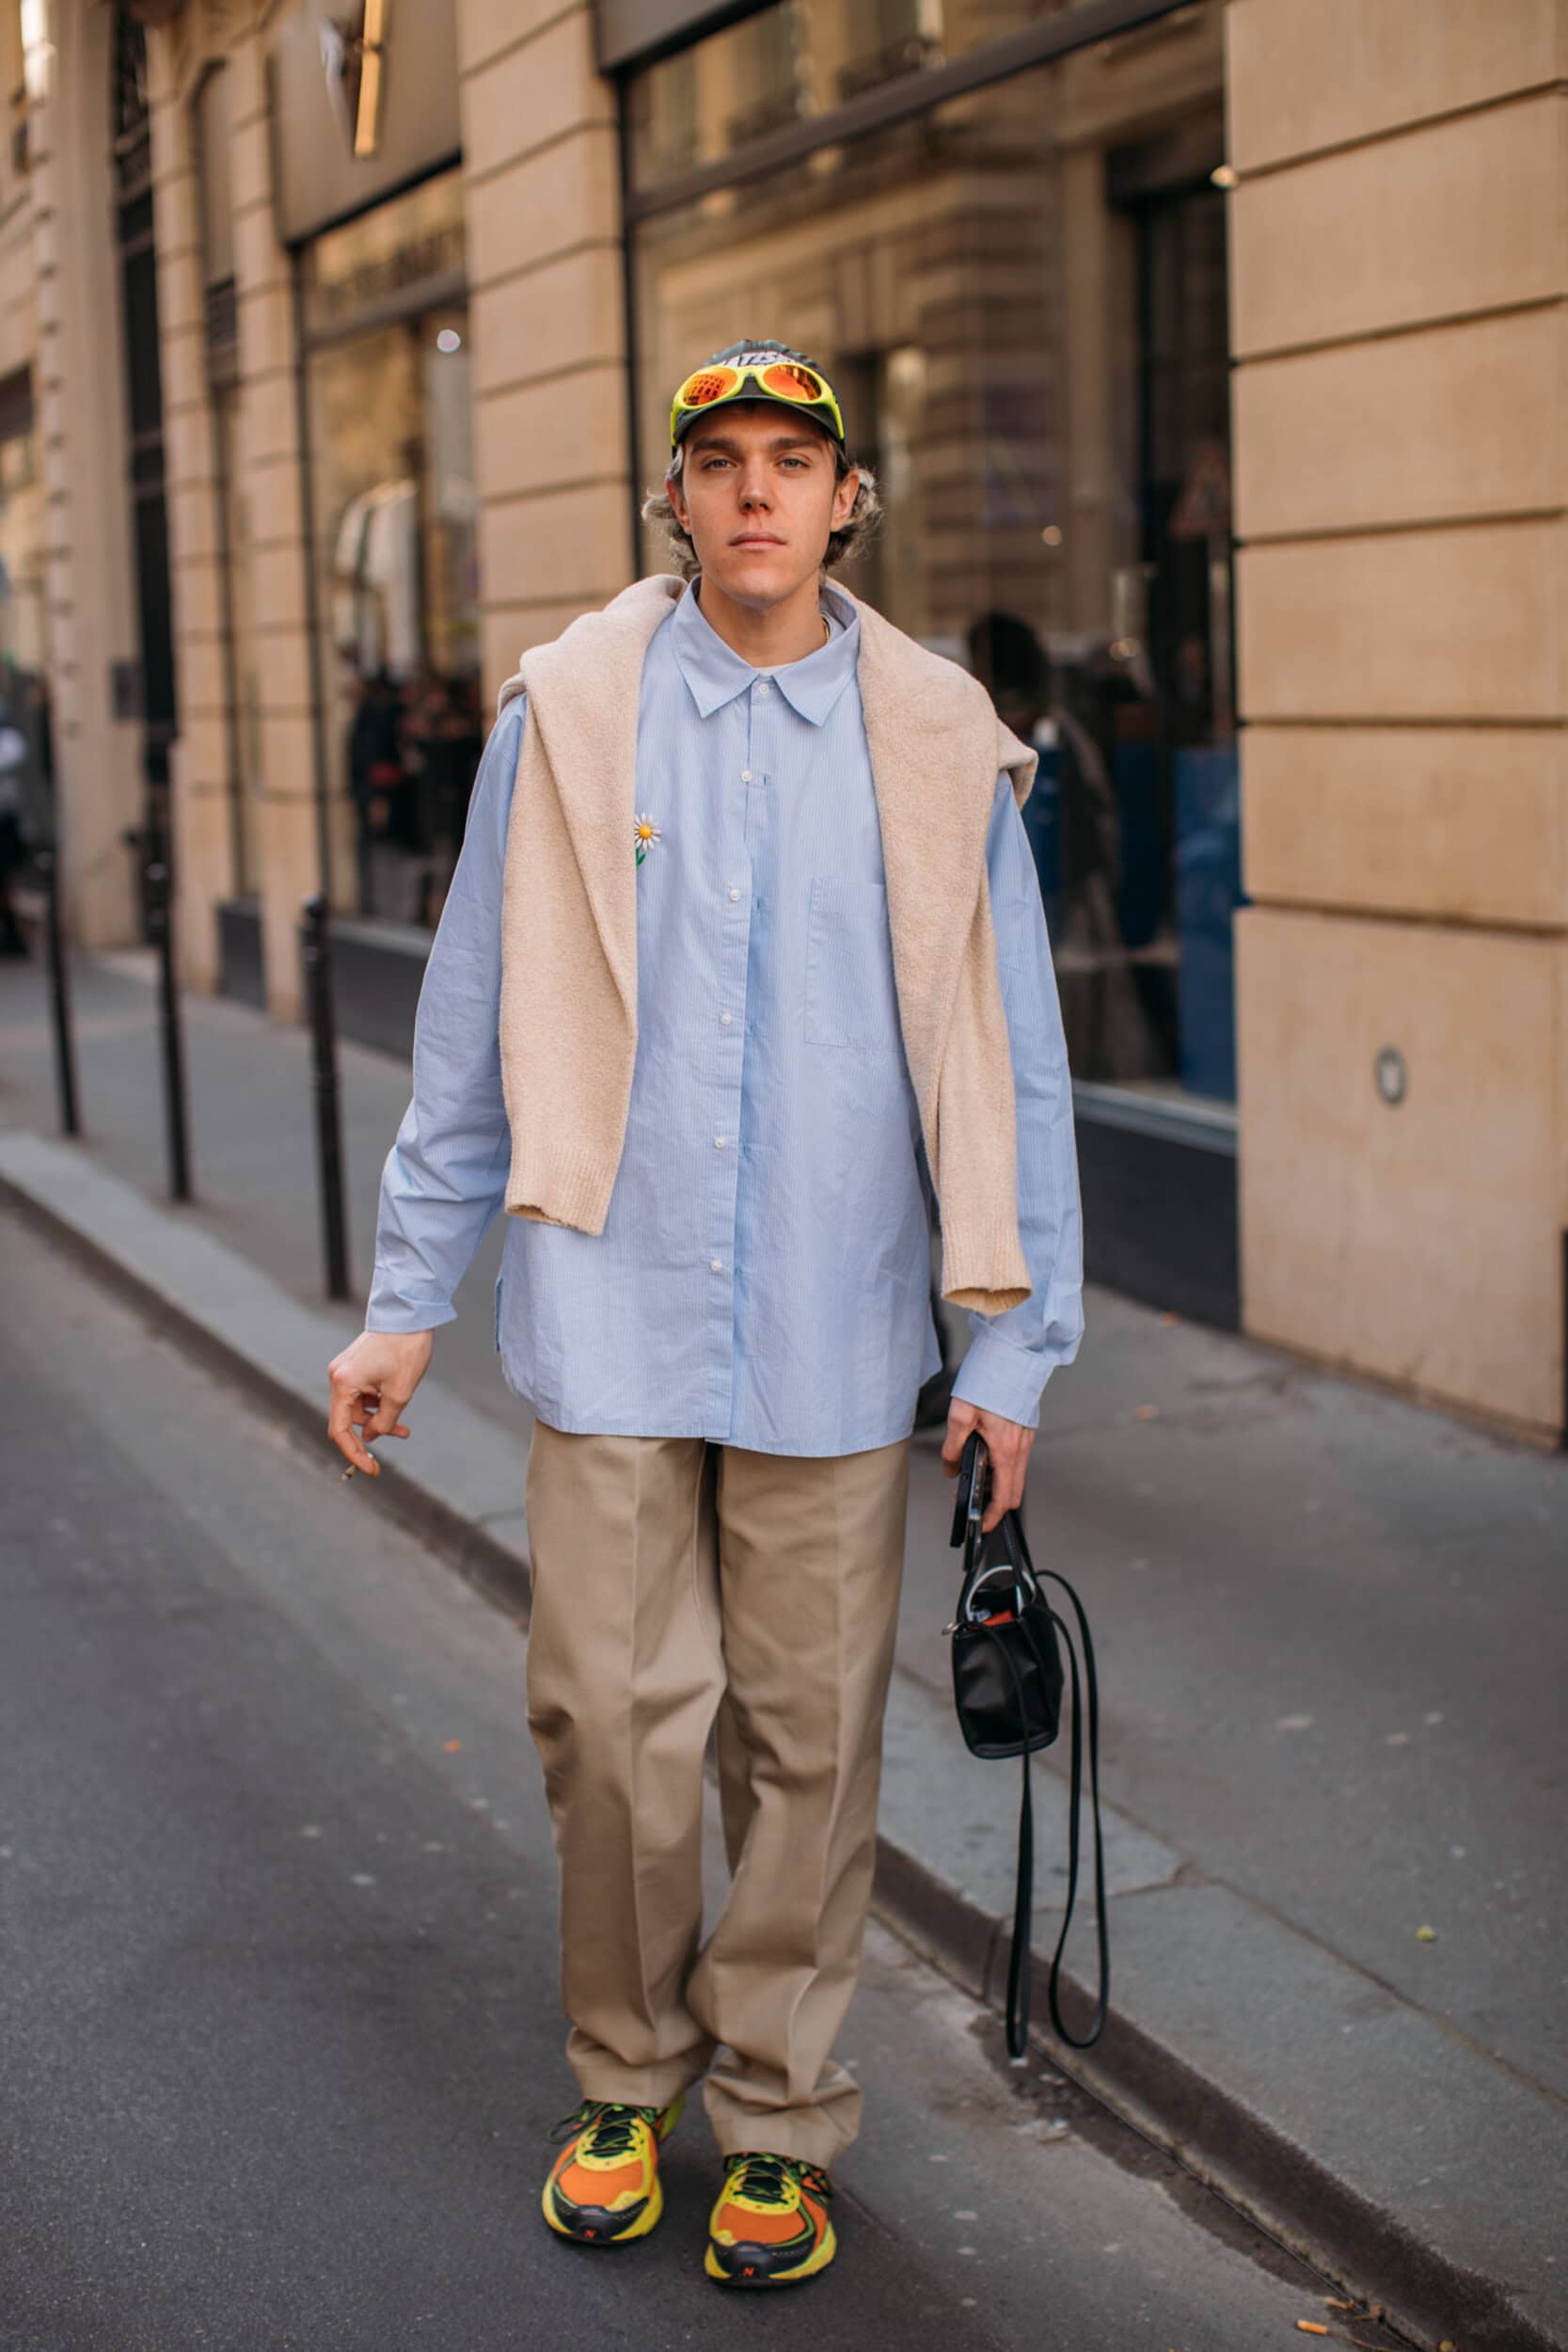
left=403, top=671, right=485, bottom=926
left=0, top=693, right=33, bottom=956
left=347, top=667, right=408, bottom=915
left=969, top=610, right=1158, bottom=1080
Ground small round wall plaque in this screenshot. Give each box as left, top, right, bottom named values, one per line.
left=1374, top=1045, right=1408, bottom=1106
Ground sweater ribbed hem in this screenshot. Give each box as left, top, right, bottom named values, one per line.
left=945, top=1284, right=1031, bottom=1314
left=940, top=1218, right=1032, bottom=1316
left=505, top=1140, right=615, bottom=1237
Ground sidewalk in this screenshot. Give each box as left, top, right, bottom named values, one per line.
left=4, top=946, right=1565, bottom=2351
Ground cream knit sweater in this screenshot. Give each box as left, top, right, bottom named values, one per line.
left=493, top=574, right=1037, bottom=1315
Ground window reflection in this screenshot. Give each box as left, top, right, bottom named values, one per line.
left=631, top=0, right=1242, bottom=1100
left=0, top=400, right=52, bottom=948
left=309, top=294, right=481, bottom=930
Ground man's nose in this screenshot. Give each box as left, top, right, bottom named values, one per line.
left=737, top=469, right=773, bottom=508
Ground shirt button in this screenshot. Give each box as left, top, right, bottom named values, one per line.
left=709, top=1259, right=723, bottom=1272
left=720, top=1011, right=733, bottom=1025
left=714, top=1136, right=727, bottom=1149
left=741, top=769, right=752, bottom=784
left=728, top=886, right=740, bottom=902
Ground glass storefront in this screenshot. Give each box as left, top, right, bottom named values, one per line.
left=628, top=0, right=1241, bottom=1102
left=305, top=170, right=481, bottom=930
left=0, top=379, right=55, bottom=869
left=213, top=382, right=263, bottom=898
left=628, top=0, right=1129, bottom=183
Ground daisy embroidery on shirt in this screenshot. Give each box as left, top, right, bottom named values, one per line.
left=634, top=812, right=662, bottom=867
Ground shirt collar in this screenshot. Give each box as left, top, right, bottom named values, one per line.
left=670, top=578, right=860, bottom=725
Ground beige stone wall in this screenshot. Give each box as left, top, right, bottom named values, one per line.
left=456, top=0, right=632, bottom=691
left=219, top=28, right=330, bottom=1020
left=145, top=8, right=334, bottom=1025
left=28, top=1, right=145, bottom=950
left=0, top=41, right=37, bottom=390
left=1227, top=0, right=1568, bottom=1436
left=17, top=0, right=327, bottom=1000
left=145, top=33, right=232, bottom=996
left=98, top=0, right=633, bottom=1023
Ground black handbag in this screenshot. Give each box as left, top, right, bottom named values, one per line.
left=947, top=1428, right=1110, bottom=2057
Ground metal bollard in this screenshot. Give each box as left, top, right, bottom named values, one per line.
left=301, top=893, right=350, bottom=1302
left=35, top=850, right=80, bottom=1136
left=144, top=860, right=193, bottom=1203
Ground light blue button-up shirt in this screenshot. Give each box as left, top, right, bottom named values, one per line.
left=367, top=580, right=1083, bottom=1456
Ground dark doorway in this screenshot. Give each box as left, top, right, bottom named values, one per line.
left=113, top=7, right=178, bottom=910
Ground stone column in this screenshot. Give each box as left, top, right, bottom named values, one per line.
left=456, top=0, right=631, bottom=696
left=223, top=27, right=326, bottom=1023
left=28, top=0, right=144, bottom=949
left=0, top=12, right=39, bottom=407
left=1227, top=0, right=1568, bottom=1437
left=145, top=25, right=233, bottom=994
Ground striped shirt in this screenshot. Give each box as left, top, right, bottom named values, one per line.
left=366, top=580, right=1083, bottom=1456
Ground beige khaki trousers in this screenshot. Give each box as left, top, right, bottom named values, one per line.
left=522, top=1418, right=912, bottom=2167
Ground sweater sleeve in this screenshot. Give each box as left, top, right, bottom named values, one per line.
left=950, top=771, right=1085, bottom=1427
left=363, top=699, right=524, bottom=1333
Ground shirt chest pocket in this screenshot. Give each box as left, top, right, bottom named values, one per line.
left=804, top=877, right=899, bottom=1049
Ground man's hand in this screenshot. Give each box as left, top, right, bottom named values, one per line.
left=941, top=1396, right=1034, bottom=1534
left=326, top=1328, right=434, bottom=1476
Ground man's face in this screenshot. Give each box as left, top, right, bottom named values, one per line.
left=668, top=405, right=860, bottom=610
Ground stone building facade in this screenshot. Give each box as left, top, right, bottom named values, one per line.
left=12, top=0, right=1567, bottom=1443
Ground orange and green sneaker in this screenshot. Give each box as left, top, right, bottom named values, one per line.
left=705, top=2151, right=837, bottom=2285
left=541, top=2095, right=682, bottom=2246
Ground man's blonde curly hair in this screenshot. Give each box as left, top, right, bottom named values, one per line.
left=641, top=435, right=882, bottom=581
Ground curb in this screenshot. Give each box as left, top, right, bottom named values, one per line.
left=870, top=1843, right=1560, bottom=2352
left=2, top=1133, right=1560, bottom=2352
left=0, top=1142, right=532, bottom=1626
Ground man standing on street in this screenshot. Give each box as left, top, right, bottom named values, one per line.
left=326, top=342, right=1083, bottom=2289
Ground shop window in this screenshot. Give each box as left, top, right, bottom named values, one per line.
left=724, top=8, right=805, bottom=143
left=638, top=48, right=699, bottom=183
left=0, top=374, right=54, bottom=866
left=626, top=0, right=1163, bottom=193
left=2, top=0, right=27, bottom=183
left=631, top=0, right=1240, bottom=1103
left=628, top=2, right=806, bottom=184
left=304, top=172, right=479, bottom=930
left=837, top=0, right=944, bottom=102
left=214, top=385, right=261, bottom=900
left=113, top=4, right=175, bottom=879
left=196, top=64, right=251, bottom=899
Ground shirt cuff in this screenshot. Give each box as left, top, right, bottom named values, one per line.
left=363, top=1293, right=458, bottom=1336
left=951, top=1330, right=1053, bottom=1429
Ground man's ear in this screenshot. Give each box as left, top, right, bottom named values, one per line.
left=666, top=472, right=689, bottom=530
left=832, top=468, right=861, bottom=529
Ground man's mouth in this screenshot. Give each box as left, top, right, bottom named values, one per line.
left=731, top=532, right=784, bottom=548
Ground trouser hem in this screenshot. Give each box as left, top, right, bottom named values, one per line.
left=705, top=2094, right=855, bottom=2169
left=570, top=2058, right=710, bottom=2114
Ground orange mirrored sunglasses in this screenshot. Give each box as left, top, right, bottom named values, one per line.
left=670, top=357, right=845, bottom=449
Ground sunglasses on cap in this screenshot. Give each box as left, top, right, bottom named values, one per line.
left=670, top=352, right=846, bottom=451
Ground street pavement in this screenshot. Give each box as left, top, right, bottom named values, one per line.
left=3, top=947, right=1564, bottom=2080
left=3, top=943, right=1566, bottom=2346
left=0, top=946, right=517, bottom=1426
left=0, top=1208, right=1396, bottom=2352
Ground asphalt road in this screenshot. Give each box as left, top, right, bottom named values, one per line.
left=8, top=950, right=1564, bottom=2106
left=0, top=1206, right=1402, bottom=2352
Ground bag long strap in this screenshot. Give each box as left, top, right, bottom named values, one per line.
left=973, top=1508, right=1110, bottom=2057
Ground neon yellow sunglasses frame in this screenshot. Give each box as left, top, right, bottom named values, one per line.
left=670, top=356, right=845, bottom=451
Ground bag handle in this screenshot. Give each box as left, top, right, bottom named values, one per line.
left=959, top=1469, right=1110, bottom=2056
